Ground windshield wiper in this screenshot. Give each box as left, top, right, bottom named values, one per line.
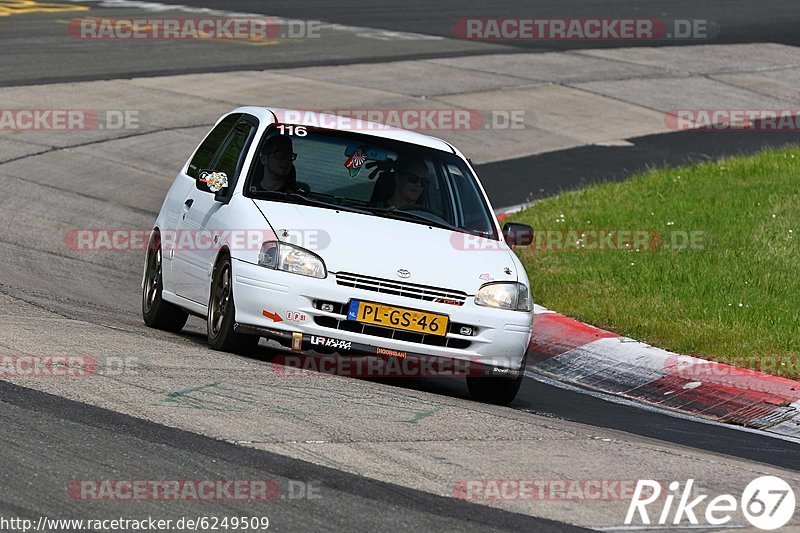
left=252, top=190, right=372, bottom=215
left=365, top=206, right=464, bottom=233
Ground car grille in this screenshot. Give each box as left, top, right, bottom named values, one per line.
left=335, top=272, right=467, bottom=305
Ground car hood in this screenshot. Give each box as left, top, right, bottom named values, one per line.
left=252, top=200, right=520, bottom=294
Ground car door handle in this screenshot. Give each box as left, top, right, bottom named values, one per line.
left=184, top=198, right=194, bottom=209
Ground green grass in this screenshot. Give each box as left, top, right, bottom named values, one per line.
left=509, top=146, right=800, bottom=378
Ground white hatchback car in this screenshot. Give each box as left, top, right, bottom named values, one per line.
left=143, top=107, right=534, bottom=404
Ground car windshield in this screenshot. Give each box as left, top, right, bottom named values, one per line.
left=244, top=125, right=498, bottom=239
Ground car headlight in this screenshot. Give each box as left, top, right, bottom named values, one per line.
left=475, top=282, right=531, bottom=311
left=258, top=241, right=326, bottom=279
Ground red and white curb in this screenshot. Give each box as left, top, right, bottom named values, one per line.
left=495, top=207, right=800, bottom=437
left=526, top=305, right=800, bottom=439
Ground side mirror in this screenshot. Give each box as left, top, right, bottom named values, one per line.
left=197, top=170, right=230, bottom=202
left=502, top=222, right=534, bottom=247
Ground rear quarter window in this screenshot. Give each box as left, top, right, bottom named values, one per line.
left=186, top=114, right=241, bottom=178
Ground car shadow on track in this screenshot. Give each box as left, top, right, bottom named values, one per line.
left=174, top=318, right=528, bottom=407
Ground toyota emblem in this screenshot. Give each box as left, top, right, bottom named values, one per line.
left=396, top=269, right=411, bottom=279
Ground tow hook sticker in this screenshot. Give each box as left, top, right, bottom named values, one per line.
left=291, top=332, right=303, bottom=352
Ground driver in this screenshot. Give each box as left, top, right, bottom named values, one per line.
left=251, top=135, right=300, bottom=193
left=381, top=157, right=429, bottom=208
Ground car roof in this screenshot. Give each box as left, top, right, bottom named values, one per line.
left=229, top=106, right=456, bottom=154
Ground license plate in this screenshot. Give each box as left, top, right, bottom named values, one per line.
left=347, top=300, right=449, bottom=337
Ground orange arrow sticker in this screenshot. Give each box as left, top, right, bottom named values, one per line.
left=262, top=310, right=283, bottom=322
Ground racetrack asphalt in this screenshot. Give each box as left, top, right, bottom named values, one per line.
left=2, top=1, right=800, bottom=530
left=477, top=120, right=800, bottom=208
left=0, top=379, right=584, bottom=532
left=2, top=0, right=800, bottom=85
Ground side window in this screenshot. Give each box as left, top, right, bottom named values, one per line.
left=210, top=120, right=257, bottom=181
left=186, top=113, right=241, bottom=178
left=447, top=163, right=494, bottom=236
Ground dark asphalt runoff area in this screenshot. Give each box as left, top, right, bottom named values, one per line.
left=156, top=0, right=800, bottom=48
left=477, top=121, right=800, bottom=208
left=1, top=0, right=800, bottom=86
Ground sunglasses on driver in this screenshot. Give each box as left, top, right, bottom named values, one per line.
left=398, top=172, right=431, bottom=188
left=264, top=151, right=298, bottom=162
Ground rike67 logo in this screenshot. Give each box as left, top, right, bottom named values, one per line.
left=625, top=476, right=795, bottom=530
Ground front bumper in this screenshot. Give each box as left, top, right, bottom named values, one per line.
left=231, top=258, right=533, bottom=372
left=234, top=322, right=527, bottom=379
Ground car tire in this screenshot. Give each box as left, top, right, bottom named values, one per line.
left=466, top=352, right=527, bottom=405
left=207, top=255, right=259, bottom=353
left=142, top=233, right=189, bottom=332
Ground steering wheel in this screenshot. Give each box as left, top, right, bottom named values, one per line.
left=397, top=204, right=435, bottom=214
left=397, top=205, right=449, bottom=224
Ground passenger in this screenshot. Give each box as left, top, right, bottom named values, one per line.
left=373, top=157, right=430, bottom=208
